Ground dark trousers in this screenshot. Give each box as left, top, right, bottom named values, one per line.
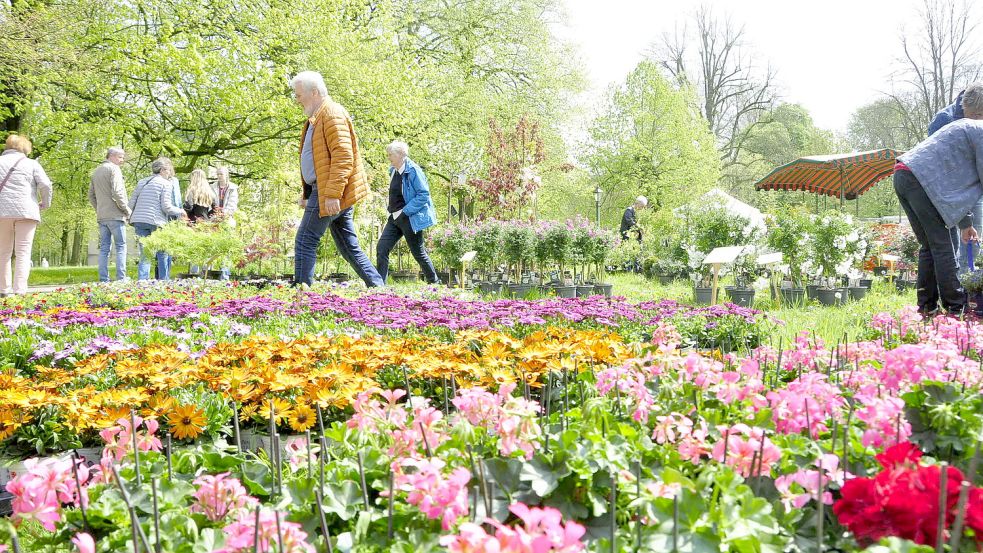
left=894, top=170, right=965, bottom=314
left=376, top=214, right=439, bottom=284
left=293, top=186, right=384, bottom=288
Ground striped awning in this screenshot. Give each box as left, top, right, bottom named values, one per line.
left=754, top=149, right=903, bottom=200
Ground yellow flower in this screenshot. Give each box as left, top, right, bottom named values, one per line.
left=168, top=404, right=206, bottom=440
left=288, top=404, right=317, bottom=433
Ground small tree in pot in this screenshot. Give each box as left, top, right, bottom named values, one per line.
left=502, top=223, right=535, bottom=284
left=472, top=219, right=503, bottom=280
left=811, top=210, right=866, bottom=304
left=765, top=206, right=814, bottom=290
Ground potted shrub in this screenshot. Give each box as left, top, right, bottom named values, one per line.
left=680, top=206, right=757, bottom=305
left=432, top=224, right=474, bottom=287
left=765, top=207, right=813, bottom=305
left=726, top=248, right=759, bottom=307
left=502, top=224, right=536, bottom=297
left=472, top=219, right=503, bottom=283
left=590, top=228, right=618, bottom=297
left=811, top=210, right=866, bottom=306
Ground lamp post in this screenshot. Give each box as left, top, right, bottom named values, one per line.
left=452, top=173, right=465, bottom=221
left=594, top=186, right=602, bottom=227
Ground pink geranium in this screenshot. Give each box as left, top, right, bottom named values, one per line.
left=5, top=456, right=92, bottom=531
left=711, top=424, right=782, bottom=478
left=440, top=502, right=585, bottom=553
left=391, top=457, right=471, bottom=530
left=190, top=472, right=258, bottom=522
left=100, top=415, right=163, bottom=462
left=215, top=508, right=315, bottom=553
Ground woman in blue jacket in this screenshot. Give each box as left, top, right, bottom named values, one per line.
left=376, top=141, right=440, bottom=284
left=894, top=87, right=983, bottom=316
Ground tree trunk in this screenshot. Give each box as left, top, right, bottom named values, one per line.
left=70, top=224, right=84, bottom=265
left=59, top=227, right=69, bottom=266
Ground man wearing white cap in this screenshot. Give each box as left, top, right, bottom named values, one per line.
left=620, top=196, right=647, bottom=241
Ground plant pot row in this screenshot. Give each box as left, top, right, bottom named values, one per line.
left=694, top=281, right=874, bottom=307
left=499, top=282, right=614, bottom=299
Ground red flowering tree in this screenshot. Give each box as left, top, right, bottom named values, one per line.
left=470, top=115, right=547, bottom=220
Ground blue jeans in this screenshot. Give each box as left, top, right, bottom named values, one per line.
left=98, top=220, right=127, bottom=282
left=133, top=223, right=172, bottom=281
left=376, top=214, right=438, bottom=283
left=956, top=199, right=983, bottom=275
left=294, top=187, right=383, bottom=287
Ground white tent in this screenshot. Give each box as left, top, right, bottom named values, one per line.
left=675, top=188, right=767, bottom=232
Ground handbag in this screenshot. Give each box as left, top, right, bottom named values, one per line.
left=0, top=156, right=26, bottom=196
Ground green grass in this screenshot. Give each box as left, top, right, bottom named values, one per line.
left=27, top=264, right=194, bottom=286
left=606, top=272, right=913, bottom=344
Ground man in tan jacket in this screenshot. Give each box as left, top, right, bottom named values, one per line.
left=289, top=71, right=383, bottom=287
left=88, top=147, right=131, bottom=282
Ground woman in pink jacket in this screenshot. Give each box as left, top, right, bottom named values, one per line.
left=0, top=134, right=52, bottom=296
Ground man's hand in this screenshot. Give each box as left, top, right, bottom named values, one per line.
left=324, top=198, right=341, bottom=216
left=963, top=226, right=979, bottom=244
left=298, top=195, right=307, bottom=208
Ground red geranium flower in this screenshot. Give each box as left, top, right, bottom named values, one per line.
left=875, top=441, right=922, bottom=469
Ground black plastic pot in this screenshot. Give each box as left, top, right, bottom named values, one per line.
left=594, top=283, right=613, bottom=297
left=806, top=284, right=820, bottom=300
left=895, top=279, right=915, bottom=293
left=873, top=266, right=889, bottom=276
left=860, top=278, right=873, bottom=289
left=657, top=274, right=674, bottom=285
left=206, top=270, right=224, bottom=280
left=780, top=288, right=806, bottom=305
left=478, top=282, right=502, bottom=294
left=553, top=285, right=578, bottom=298
left=694, top=287, right=714, bottom=305
left=849, top=286, right=868, bottom=301
left=390, top=270, right=417, bottom=283
left=816, top=288, right=847, bottom=306
left=576, top=285, right=595, bottom=298
left=508, top=283, right=535, bottom=299
left=328, top=272, right=351, bottom=283
left=725, top=288, right=755, bottom=307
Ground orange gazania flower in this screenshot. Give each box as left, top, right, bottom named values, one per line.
left=168, top=404, right=206, bottom=440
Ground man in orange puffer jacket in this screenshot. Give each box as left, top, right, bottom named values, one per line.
left=289, top=71, right=384, bottom=288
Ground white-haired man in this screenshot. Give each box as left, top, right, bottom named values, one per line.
left=375, top=141, right=439, bottom=284
left=88, top=147, right=131, bottom=282
left=289, top=70, right=383, bottom=287
left=620, top=196, right=647, bottom=241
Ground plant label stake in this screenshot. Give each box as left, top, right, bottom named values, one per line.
left=252, top=505, right=262, bottom=553
left=936, top=462, right=948, bottom=553
left=306, top=430, right=313, bottom=482
left=10, top=532, right=21, bottom=553
left=314, top=490, right=334, bottom=553
left=70, top=451, right=91, bottom=533
left=130, top=410, right=142, bottom=486
left=816, top=462, right=824, bottom=553
left=387, top=470, right=395, bottom=542
left=609, top=470, right=616, bottom=553
left=232, top=401, right=242, bottom=453
left=319, top=437, right=327, bottom=492
left=401, top=365, right=413, bottom=404
left=672, top=493, right=679, bottom=553
left=949, top=439, right=981, bottom=551
left=165, top=433, right=173, bottom=481
left=316, top=405, right=326, bottom=440
left=356, top=451, right=370, bottom=510
left=274, top=510, right=286, bottom=553
left=151, top=477, right=162, bottom=553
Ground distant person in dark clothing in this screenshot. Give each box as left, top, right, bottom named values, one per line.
left=183, top=169, right=216, bottom=223
left=620, top=196, right=647, bottom=241
left=375, top=141, right=439, bottom=284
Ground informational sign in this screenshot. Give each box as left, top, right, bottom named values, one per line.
left=881, top=254, right=900, bottom=262
left=703, top=246, right=746, bottom=266
left=460, top=251, right=477, bottom=263
left=757, top=252, right=783, bottom=266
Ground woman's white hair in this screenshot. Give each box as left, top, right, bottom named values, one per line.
left=386, top=141, right=409, bottom=158
left=288, top=71, right=328, bottom=99
left=963, top=82, right=983, bottom=115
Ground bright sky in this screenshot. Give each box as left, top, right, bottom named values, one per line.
left=557, top=0, right=925, bottom=134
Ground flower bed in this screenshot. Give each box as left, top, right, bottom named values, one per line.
left=2, top=283, right=981, bottom=552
